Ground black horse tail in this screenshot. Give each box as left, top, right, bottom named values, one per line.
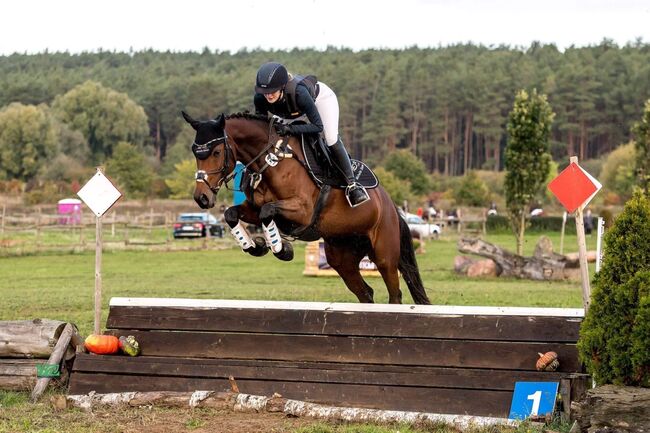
left=397, top=211, right=431, bottom=305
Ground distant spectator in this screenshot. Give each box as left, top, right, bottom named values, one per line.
left=428, top=203, right=437, bottom=220
left=584, top=209, right=594, bottom=235
left=487, top=202, right=498, bottom=216
left=416, top=207, right=423, bottom=218
left=447, top=208, right=459, bottom=226
left=402, top=200, right=409, bottom=214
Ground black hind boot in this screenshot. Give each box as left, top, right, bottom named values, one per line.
left=330, top=138, right=370, bottom=207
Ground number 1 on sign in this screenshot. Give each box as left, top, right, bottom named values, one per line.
left=509, top=382, right=559, bottom=420
left=527, top=390, right=542, bottom=416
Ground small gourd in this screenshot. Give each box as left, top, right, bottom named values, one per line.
left=118, top=335, right=141, bottom=356
left=84, top=334, right=119, bottom=355
left=536, top=351, right=559, bottom=371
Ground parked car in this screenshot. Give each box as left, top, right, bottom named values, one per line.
left=173, top=213, right=224, bottom=239
left=399, top=210, right=441, bottom=240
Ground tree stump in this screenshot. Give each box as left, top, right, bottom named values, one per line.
left=571, top=385, right=650, bottom=432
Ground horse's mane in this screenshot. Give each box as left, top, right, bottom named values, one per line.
left=225, top=111, right=269, bottom=123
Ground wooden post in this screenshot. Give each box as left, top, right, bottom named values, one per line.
left=596, top=217, right=605, bottom=272
left=94, top=216, right=103, bottom=334
left=1, top=204, right=5, bottom=235
left=35, top=208, right=41, bottom=249
left=111, top=210, right=116, bottom=237
left=30, top=323, right=75, bottom=402
left=149, top=207, right=154, bottom=236
left=570, top=156, right=591, bottom=312
left=559, top=211, right=567, bottom=254
left=124, top=211, right=130, bottom=245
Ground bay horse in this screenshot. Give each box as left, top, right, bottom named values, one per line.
left=182, top=111, right=430, bottom=305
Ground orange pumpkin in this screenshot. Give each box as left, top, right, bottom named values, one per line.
left=536, top=351, right=559, bottom=371
left=84, top=334, right=119, bottom=355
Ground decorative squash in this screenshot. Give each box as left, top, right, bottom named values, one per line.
left=118, top=335, right=141, bottom=356
left=84, top=334, right=119, bottom=355
left=536, top=351, right=559, bottom=371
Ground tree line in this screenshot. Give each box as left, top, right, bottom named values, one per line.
left=1, top=41, right=649, bottom=190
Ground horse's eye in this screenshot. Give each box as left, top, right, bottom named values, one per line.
left=213, top=150, right=221, bottom=157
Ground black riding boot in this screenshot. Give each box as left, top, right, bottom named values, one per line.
left=330, top=139, right=370, bottom=207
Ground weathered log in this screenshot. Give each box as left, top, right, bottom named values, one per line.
left=0, top=359, right=40, bottom=390
left=0, top=319, right=67, bottom=358
left=457, top=237, right=579, bottom=281
left=66, top=391, right=517, bottom=428
left=571, top=385, right=650, bottom=432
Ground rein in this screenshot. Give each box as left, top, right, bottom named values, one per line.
left=195, top=119, right=310, bottom=195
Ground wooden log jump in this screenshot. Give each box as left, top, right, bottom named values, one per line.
left=69, top=298, right=590, bottom=418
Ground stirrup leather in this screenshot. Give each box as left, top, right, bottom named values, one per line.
left=345, top=183, right=370, bottom=208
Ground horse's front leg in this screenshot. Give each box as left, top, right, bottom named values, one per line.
left=223, top=201, right=268, bottom=257
left=259, top=201, right=296, bottom=262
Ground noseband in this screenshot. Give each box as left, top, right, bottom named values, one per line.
left=193, top=133, right=235, bottom=195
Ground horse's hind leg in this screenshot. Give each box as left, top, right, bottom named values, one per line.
left=324, top=239, right=374, bottom=303
left=369, top=227, right=403, bottom=304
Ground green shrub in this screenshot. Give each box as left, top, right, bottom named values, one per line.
left=578, top=191, right=650, bottom=386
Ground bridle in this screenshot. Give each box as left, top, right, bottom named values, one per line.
left=193, top=133, right=235, bottom=195
left=193, top=118, right=297, bottom=196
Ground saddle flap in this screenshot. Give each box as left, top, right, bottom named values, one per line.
left=301, top=136, right=379, bottom=189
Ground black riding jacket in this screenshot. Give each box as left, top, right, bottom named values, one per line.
left=254, top=83, right=323, bottom=136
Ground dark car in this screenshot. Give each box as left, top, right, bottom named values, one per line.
left=173, top=213, right=224, bottom=239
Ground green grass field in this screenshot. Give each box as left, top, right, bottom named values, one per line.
left=0, top=229, right=596, bottom=336
left=1, top=229, right=592, bottom=433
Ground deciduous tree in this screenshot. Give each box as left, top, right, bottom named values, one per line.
left=505, top=89, right=554, bottom=255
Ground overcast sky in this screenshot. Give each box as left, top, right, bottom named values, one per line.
left=1, top=0, right=648, bottom=55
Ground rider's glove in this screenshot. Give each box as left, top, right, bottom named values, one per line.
left=274, top=123, right=294, bottom=136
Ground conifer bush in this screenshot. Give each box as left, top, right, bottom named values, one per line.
left=578, top=191, right=650, bottom=386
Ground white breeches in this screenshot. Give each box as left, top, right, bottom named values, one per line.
left=314, top=82, right=339, bottom=146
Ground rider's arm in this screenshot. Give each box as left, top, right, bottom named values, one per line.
left=254, top=93, right=269, bottom=116
left=288, top=85, right=323, bottom=135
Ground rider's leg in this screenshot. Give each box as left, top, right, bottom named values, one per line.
left=315, top=82, right=369, bottom=207
left=329, top=138, right=370, bottom=207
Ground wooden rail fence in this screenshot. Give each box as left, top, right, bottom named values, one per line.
left=69, top=298, right=590, bottom=418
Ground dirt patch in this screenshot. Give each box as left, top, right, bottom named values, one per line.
left=136, top=408, right=318, bottom=433
left=1, top=401, right=323, bottom=433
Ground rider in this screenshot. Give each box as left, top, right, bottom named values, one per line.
left=253, top=62, right=370, bottom=207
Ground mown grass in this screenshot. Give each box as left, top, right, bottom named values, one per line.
left=0, top=228, right=593, bottom=432
left=0, top=229, right=596, bottom=336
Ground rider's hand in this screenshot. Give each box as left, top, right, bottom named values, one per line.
left=274, top=123, right=293, bottom=136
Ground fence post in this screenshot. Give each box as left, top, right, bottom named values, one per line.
left=1, top=204, right=5, bottom=235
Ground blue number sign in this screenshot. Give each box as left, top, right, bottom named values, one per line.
left=508, top=381, right=559, bottom=420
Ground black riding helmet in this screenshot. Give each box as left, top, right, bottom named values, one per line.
left=255, top=62, right=288, bottom=94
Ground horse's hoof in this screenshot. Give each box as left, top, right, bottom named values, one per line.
left=245, top=236, right=269, bottom=257
left=273, top=242, right=294, bottom=261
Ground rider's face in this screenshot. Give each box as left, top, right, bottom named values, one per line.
left=264, top=90, right=282, bottom=104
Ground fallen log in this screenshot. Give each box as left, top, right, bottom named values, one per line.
left=0, top=319, right=67, bottom=358
left=66, top=390, right=518, bottom=429
left=457, top=237, right=579, bottom=281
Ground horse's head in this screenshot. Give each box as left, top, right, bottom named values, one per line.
left=182, top=111, right=235, bottom=209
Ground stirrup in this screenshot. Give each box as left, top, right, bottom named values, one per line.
left=345, top=183, right=370, bottom=208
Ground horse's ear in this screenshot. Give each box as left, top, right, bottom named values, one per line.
left=181, top=111, right=200, bottom=130
left=214, top=114, right=226, bottom=130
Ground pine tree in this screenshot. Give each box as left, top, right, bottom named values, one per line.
left=578, top=191, right=650, bottom=386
